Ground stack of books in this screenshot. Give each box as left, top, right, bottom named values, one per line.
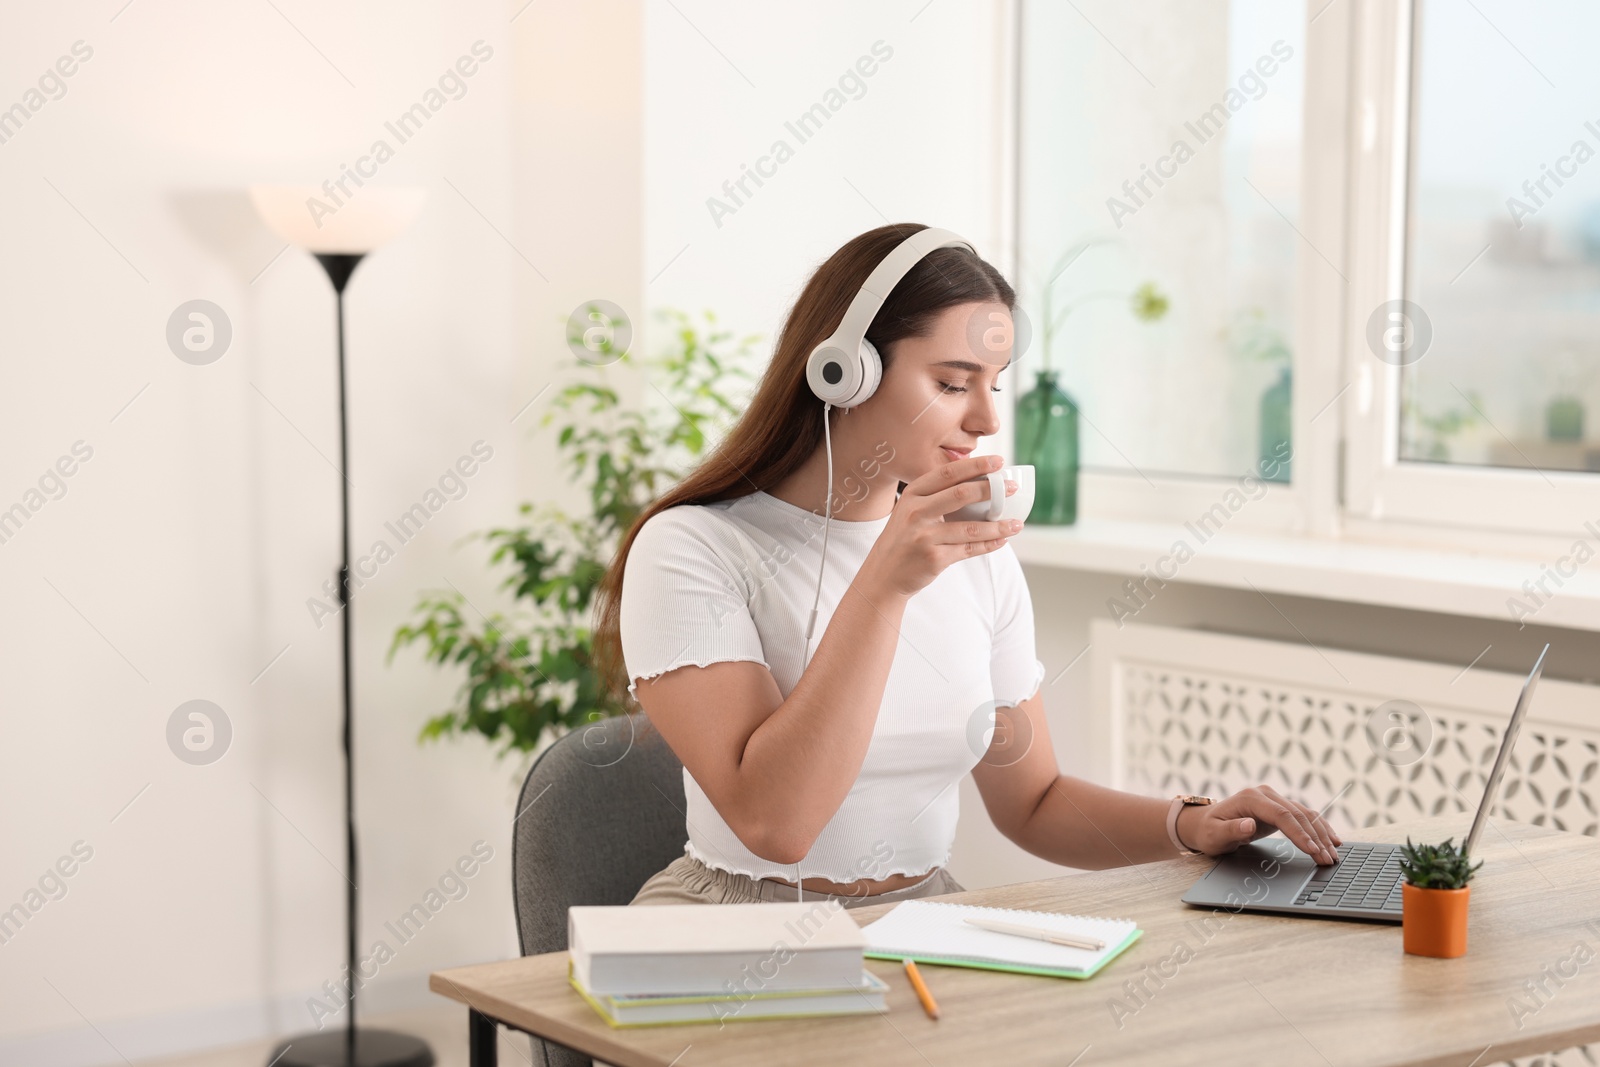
left=567, top=901, right=889, bottom=1027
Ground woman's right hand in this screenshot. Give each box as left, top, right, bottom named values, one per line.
left=861, top=454, right=1020, bottom=600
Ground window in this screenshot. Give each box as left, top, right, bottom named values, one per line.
left=1401, top=0, right=1600, bottom=475
left=1016, top=0, right=1307, bottom=486
left=1344, top=0, right=1600, bottom=538
left=1016, top=0, right=1600, bottom=541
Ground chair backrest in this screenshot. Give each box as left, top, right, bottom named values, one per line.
left=511, top=711, right=688, bottom=1059
left=513, top=710, right=687, bottom=953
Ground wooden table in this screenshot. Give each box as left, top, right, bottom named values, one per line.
left=431, top=815, right=1600, bottom=1067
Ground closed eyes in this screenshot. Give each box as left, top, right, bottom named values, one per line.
left=940, top=381, right=1003, bottom=395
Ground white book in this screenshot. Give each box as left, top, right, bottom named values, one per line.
left=568, top=961, right=889, bottom=1027
left=568, top=900, right=868, bottom=996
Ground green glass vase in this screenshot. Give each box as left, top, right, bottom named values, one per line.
left=1547, top=395, right=1585, bottom=442
left=1014, top=369, right=1079, bottom=525
left=1259, top=365, right=1292, bottom=483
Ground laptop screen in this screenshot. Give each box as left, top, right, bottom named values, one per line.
left=1463, top=644, right=1549, bottom=857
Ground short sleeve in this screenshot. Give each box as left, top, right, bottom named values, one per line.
left=987, top=544, right=1046, bottom=709
left=619, top=508, right=770, bottom=702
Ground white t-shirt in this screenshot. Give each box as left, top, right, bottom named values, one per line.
left=619, top=488, right=1045, bottom=882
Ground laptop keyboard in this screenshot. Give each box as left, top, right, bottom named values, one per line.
left=1293, top=843, right=1404, bottom=912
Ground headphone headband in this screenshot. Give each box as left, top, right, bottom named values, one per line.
left=830, top=226, right=975, bottom=349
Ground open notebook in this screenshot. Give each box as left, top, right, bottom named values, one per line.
left=861, top=900, right=1142, bottom=980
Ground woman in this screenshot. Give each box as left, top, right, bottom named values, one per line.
left=589, top=222, right=1341, bottom=911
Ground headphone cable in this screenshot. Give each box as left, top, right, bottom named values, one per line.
left=803, top=401, right=834, bottom=665
left=797, top=401, right=838, bottom=905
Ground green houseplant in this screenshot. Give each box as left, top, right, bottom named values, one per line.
left=1017, top=239, right=1169, bottom=526
left=1397, top=836, right=1483, bottom=958
left=387, top=307, right=759, bottom=766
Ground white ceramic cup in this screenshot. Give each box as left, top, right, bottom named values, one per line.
left=947, top=464, right=1035, bottom=524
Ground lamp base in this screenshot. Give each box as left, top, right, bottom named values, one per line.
left=268, top=1028, right=434, bottom=1067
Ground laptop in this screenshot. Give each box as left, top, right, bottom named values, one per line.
left=1180, top=643, right=1549, bottom=924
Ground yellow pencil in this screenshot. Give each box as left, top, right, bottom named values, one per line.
left=903, top=958, right=940, bottom=1020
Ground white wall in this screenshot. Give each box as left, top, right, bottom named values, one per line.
left=643, top=0, right=1014, bottom=367
left=0, top=1, right=604, bottom=1063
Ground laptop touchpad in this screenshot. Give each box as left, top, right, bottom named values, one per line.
left=1186, top=838, right=1316, bottom=907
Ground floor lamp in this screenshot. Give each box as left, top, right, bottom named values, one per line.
left=250, top=185, right=431, bottom=1067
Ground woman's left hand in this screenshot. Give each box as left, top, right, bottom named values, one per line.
left=1177, top=785, right=1343, bottom=864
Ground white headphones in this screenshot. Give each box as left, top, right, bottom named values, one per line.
left=804, top=226, right=976, bottom=409
left=793, top=225, right=976, bottom=905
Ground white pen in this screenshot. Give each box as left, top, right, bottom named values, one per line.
left=963, top=916, right=1105, bottom=951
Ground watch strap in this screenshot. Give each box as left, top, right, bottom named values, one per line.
left=1167, top=794, right=1213, bottom=855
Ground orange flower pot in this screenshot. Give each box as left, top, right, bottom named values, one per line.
left=1402, top=882, right=1470, bottom=958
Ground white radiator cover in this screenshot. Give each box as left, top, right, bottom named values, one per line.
left=1089, top=620, right=1600, bottom=1067
left=1089, top=621, right=1599, bottom=836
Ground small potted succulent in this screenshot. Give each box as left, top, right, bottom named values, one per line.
left=1398, top=836, right=1483, bottom=958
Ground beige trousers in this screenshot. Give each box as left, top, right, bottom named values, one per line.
left=628, top=851, right=966, bottom=907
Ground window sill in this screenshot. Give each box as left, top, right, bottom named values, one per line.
left=1010, top=517, right=1600, bottom=633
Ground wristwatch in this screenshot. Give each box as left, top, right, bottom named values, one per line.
left=1166, top=794, right=1214, bottom=855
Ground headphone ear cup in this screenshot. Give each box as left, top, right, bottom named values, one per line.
left=807, top=343, right=860, bottom=406
left=854, top=338, right=881, bottom=407
left=808, top=338, right=882, bottom=408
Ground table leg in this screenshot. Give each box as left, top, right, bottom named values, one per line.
left=469, top=1007, right=497, bottom=1067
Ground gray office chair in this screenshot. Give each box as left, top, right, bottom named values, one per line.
left=511, top=711, right=689, bottom=1067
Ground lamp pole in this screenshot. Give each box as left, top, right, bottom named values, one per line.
left=322, top=252, right=362, bottom=1067
left=267, top=251, right=433, bottom=1067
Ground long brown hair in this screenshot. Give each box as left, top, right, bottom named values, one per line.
left=591, top=222, right=1015, bottom=707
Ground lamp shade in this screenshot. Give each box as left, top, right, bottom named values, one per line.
left=249, top=184, right=425, bottom=253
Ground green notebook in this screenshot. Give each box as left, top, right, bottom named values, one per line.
left=861, top=899, right=1142, bottom=980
